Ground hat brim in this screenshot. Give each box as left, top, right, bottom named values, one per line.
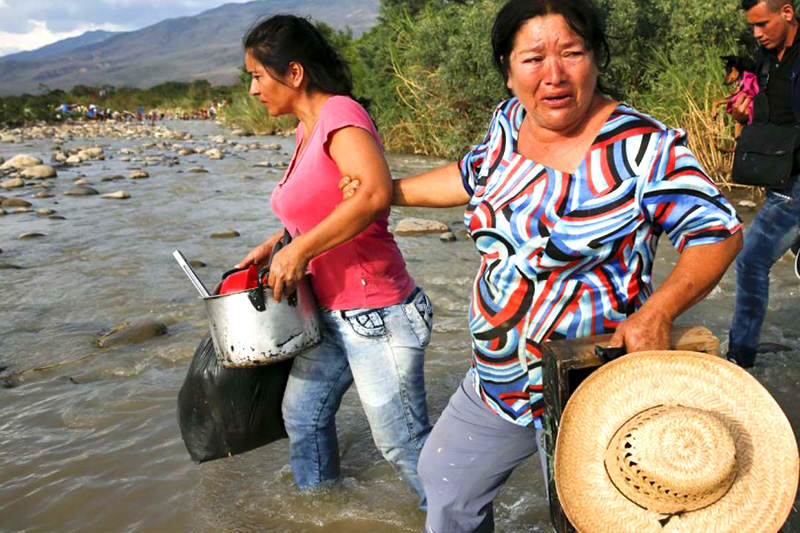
left=555, top=351, right=798, bottom=532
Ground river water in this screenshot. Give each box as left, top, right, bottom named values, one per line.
left=1, top=120, right=798, bottom=532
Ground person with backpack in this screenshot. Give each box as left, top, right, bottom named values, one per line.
left=727, top=0, right=800, bottom=368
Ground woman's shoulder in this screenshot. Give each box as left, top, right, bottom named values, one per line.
left=602, top=104, right=670, bottom=135
left=321, top=95, right=373, bottom=127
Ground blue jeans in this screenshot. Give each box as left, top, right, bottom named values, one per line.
left=281, top=287, right=433, bottom=505
left=728, top=179, right=800, bottom=367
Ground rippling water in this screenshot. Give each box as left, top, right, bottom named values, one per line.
left=1, top=120, right=798, bottom=532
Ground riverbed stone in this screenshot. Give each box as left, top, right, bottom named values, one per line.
left=210, top=230, right=240, bottom=238
left=130, top=170, right=149, bottom=179
left=394, top=218, right=450, bottom=236
left=19, top=232, right=45, bottom=239
left=738, top=200, right=757, bottom=209
left=65, top=154, right=82, bottom=165
left=36, top=208, right=56, bottom=216
left=187, top=167, right=208, bottom=173
left=189, top=260, right=206, bottom=268
left=64, top=185, right=99, bottom=196
left=101, top=175, right=125, bottom=182
left=34, top=191, right=54, bottom=198
left=178, top=148, right=193, bottom=156
left=94, top=320, right=168, bottom=348
left=51, top=152, right=67, bottom=163
left=2, top=198, right=31, bottom=207
left=1, top=154, right=42, bottom=170
left=21, top=165, right=57, bottom=179
left=0, top=177, right=25, bottom=189
left=231, top=129, right=253, bottom=137
left=102, top=191, right=131, bottom=200
left=205, top=148, right=223, bottom=160
left=12, top=207, right=32, bottom=214
left=439, top=231, right=457, bottom=242
left=74, top=178, right=90, bottom=185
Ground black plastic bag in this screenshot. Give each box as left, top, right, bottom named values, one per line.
left=177, top=335, right=292, bottom=463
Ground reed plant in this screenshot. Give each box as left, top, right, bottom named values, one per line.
left=219, top=88, right=297, bottom=135
left=629, top=48, right=743, bottom=190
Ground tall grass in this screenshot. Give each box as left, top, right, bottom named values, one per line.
left=628, top=48, right=744, bottom=190
left=219, top=88, right=297, bottom=135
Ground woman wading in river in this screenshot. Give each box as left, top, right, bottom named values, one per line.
left=237, top=15, right=433, bottom=505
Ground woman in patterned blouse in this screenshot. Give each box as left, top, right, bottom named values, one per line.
left=342, top=0, right=743, bottom=530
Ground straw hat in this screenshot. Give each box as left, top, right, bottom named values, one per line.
left=555, top=351, right=799, bottom=532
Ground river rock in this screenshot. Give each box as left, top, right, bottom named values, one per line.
left=102, top=191, right=131, bottom=200
left=205, top=148, right=223, bottom=160
left=65, top=155, right=82, bottom=165
left=130, top=170, right=149, bottom=179
left=0, top=133, right=21, bottom=143
left=187, top=167, right=208, bottom=173
left=178, top=148, right=193, bottom=156
left=738, top=200, right=757, bottom=209
left=74, top=178, right=90, bottom=185
left=439, top=231, right=457, bottom=242
left=19, top=232, right=45, bottom=239
left=34, top=191, right=54, bottom=198
left=12, top=207, right=32, bottom=214
left=0, top=178, right=24, bottom=189
left=211, top=135, right=226, bottom=144
left=94, top=320, right=168, bottom=348
left=231, top=129, right=253, bottom=137
left=51, top=152, right=67, bottom=163
left=21, top=165, right=57, bottom=179
left=0, top=264, right=24, bottom=270
left=263, top=143, right=282, bottom=151
left=210, top=230, right=240, bottom=238
left=36, top=208, right=55, bottom=216
left=1, top=154, right=42, bottom=170
left=0, top=208, right=5, bottom=215
left=241, top=174, right=254, bottom=180
left=101, top=175, right=125, bottom=182
left=82, top=147, right=104, bottom=159
left=394, top=218, right=450, bottom=236
left=189, top=260, right=206, bottom=268
left=2, top=198, right=31, bottom=207
left=64, top=185, right=98, bottom=196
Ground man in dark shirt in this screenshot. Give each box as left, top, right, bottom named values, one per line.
left=727, top=0, right=800, bottom=368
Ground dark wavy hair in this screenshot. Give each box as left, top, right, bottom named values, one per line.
left=491, top=0, right=614, bottom=95
left=243, top=14, right=353, bottom=96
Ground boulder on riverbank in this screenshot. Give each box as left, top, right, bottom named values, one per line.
left=21, top=165, right=57, bottom=179
left=394, top=218, right=450, bottom=236
left=94, top=320, right=168, bottom=348
left=1, top=154, right=42, bottom=170
left=64, top=185, right=99, bottom=196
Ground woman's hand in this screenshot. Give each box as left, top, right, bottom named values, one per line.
left=606, top=306, right=672, bottom=353
left=266, top=238, right=312, bottom=302
left=235, top=229, right=283, bottom=270
left=339, top=175, right=360, bottom=200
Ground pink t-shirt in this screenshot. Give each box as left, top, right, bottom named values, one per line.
left=270, top=95, right=414, bottom=310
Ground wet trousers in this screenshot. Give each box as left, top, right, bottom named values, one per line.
left=728, top=179, right=800, bottom=367
left=281, top=288, right=433, bottom=506
left=418, top=369, right=547, bottom=532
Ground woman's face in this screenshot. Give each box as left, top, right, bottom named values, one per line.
left=245, top=50, right=297, bottom=116
left=505, top=14, right=599, bottom=135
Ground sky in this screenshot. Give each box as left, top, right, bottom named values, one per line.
left=0, top=0, right=253, bottom=56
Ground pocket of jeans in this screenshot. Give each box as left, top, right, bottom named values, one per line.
left=342, top=309, right=387, bottom=338
left=402, top=289, right=433, bottom=348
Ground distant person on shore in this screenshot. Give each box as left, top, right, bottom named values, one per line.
left=726, top=0, right=800, bottom=368
left=235, top=14, right=433, bottom=505
left=341, top=0, right=742, bottom=529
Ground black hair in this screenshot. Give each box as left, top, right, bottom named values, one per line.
left=243, top=14, right=352, bottom=96
left=741, top=0, right=794, bottom=11
left=491, top=0, right=612, bottom=93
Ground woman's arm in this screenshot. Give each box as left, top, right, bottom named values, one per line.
left=266, top=126, right=393, bottom=300
left=340, top=162, right=471, bottom=207
left=607, top=232, right=743, bottom=352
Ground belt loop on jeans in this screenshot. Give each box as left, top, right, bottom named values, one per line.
left=403, top=286, right=421, bottom=305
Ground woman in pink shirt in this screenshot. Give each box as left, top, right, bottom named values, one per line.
left=236, top=15, right=432, bottom=505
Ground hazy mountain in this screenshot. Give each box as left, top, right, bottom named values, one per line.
left=1, top=30, right=120, bottom=63
left=0, top=0, right=378, bottom=96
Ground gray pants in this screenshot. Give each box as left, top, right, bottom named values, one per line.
left=418, top=369, right=547, bottom=532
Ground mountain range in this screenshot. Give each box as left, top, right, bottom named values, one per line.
left=0, top=0, right=378, bottom=96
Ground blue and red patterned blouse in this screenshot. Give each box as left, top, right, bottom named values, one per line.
left=460, top=98, right=742, bottom=427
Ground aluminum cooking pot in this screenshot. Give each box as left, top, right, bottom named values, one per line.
left=203, top=236, right=321, bottom=367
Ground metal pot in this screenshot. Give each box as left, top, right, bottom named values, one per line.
left=204, top=265, right=321, bottom=368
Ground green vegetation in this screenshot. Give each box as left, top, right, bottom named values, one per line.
left=0, top=80, right=235, bottom=125
left=2, top=0, right=760, bottom=186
